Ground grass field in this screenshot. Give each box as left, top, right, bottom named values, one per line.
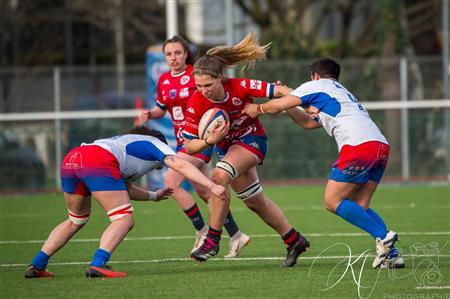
left=1, top=184, right=449, bottom=298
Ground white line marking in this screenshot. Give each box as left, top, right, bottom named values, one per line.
left=415, top=286, right=450, bottom=290
left=3, top=254, right=450, bottom=268
left=1, top=231, right=449, bottom=245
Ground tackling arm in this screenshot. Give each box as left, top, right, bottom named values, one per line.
left=286, top=107, right=322, bottom=129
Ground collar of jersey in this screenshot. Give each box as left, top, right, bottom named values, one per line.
left=171, top=69, right=186, bottom=77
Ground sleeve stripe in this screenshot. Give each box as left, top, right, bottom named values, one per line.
left=182, top=131, right=198, bottom=140
left=266, top=84, right=275, bottom=98
left=156, top=101, right=166, bottom=110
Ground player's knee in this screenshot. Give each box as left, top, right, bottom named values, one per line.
left=68, top=209, right=90, bottom=226
left=211, top=170, right=229, bottom=186
left=215, top=160, right=238, bottom=181
left=236, top=180, right=263, bottom=202
left=243, top=192, right=265, bottom=211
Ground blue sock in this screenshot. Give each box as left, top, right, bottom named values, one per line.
left=367, top=208, right=398, bottom=256
left=335, top=199, right=387, bottom=239
left=32, top=250, right=50, bottom=270
left=91, top=248, right=111, bottom=267
left=224, top=211, right=239, bottom=238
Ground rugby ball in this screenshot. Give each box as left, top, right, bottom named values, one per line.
left=198, top=108, right=229, bottom=140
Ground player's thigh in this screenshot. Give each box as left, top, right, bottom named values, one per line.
left=324, top=180, right=360, bottom=211
left=352, top=180, right=379, bottom=209
left=92, top=190, right=131, bottom=212
left=222, top=144, right=259, bottom=175
left=63, top=192, right=91, bottom=214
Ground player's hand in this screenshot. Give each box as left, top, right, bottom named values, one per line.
left=242, top=103, right=259, bottom=118
left=140, top=110, right=152, bottom=123
left=210, top=184, right=230, bottom=202
left=273, top=80, right=283, bottom=85
left=207, top=121, right=230, bottom=144
left=304, top=105, right=320, bottom=119
left=155, top=187, right=173, bottom=201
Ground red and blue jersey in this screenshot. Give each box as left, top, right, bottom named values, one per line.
left=183, top=78, right=275, bottom=149
left=156, top=64, right=197, bottom=146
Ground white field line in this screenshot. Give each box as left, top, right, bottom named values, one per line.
left=2, top=254, right=450, bottom=268
left=1, top=231, right=449, bottom=245
left=415, top=286, right=450, bottom=290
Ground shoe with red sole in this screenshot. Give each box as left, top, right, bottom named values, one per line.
left=85, top=264, right=127, bottom=278
left=24, top=264, right=54, bottom=278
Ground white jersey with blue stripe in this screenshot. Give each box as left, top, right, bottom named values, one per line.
left=290, top=79, right=388, bottom=151
left=83, top=134, right=175, bottom=182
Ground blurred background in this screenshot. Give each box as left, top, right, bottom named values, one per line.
left=1, top=0, right=449, bottom=192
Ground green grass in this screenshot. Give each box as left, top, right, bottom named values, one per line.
left=1, top=185, right=449, bottom=298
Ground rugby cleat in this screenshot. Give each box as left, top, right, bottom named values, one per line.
left=191, top=238, right=219, bottom=262
left=191, top=225, right=208, bottom=254
left=85, top=264, right=127, bottom=278
left=224, top=231, right=251, bottom=258
left=380, top=249, right=405, bottom=269
left=373, top=230, right=399, bottom=269
left=283, top=235, right=310, bottom=267
left=24, top=264, right=54, bottom=278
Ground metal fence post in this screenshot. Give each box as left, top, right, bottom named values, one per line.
left=53, top=66, right=62, bottom=190
left=400, top=57, right=410, bottom=180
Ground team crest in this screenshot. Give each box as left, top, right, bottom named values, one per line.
left=232, top=97, right=242, bottom=106
left=180, top=75, right=190, bottom=85
left=169, top=89, right=177, bottom=99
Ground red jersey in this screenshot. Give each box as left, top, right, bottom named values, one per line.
left=183, top=78, right=275, bottom=147
left=156, top=64, right=196, bottom=146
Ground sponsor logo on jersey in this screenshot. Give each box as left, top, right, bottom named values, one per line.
left=162, top=79, right=170, bottom=85
left=232, top=97, right=242, bottom=106
left=187, top=107, right=196, bottom=114
left=169, top=89, right=177, bottom=99
left=250, top=80, right=262, bottom=90
left=172, top=106, right=184, bottom=120
left=240, top=80, right=246, bottom=88
left=180, top=75, right=190, bottom=85
left=179, top=87, right=189, bottom=99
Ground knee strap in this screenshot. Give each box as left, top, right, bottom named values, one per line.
left=236, top=180, right=263, bottom=201
left=216, top=160, right=238, bottom=179
left=107, top=204, right=134, bottom=222
left=68, top=209, right=90, bottom=225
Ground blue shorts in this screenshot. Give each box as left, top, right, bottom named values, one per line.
left=215, top=134, right=268, bottom=163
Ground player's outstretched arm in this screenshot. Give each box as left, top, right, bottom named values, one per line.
left=164, top=155, right=230, bottom=202
left=286, top=107, right=322, bottom=129
left=243, top=94, right=301, bottom=118
left=127, top=184, right=173, bottom=201
left=140, top=106, right=166, bottom=123
left=273, top=84, right=293, bottom=98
